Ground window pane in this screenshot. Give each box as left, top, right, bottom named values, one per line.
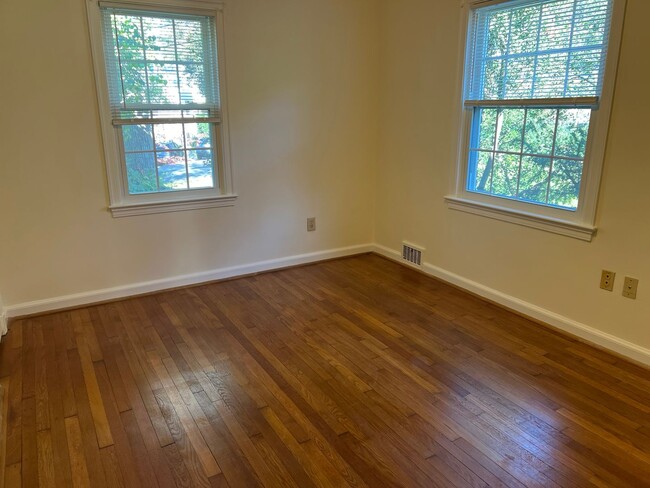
left=142, top=17, right=175, bottom=61
left=121, top=62, right=148, bottom=104
left=157, top=150, right=188, bottom=191
left=185, top=123, right=211, bottom=149
left=179, top=64, right=206, bottom=104
left=486, top=11, right=510, bottom=57
left=518, top=156, right=551, bottom=203
left=538, top=0, right=573, bottom=51
left=114, top=15, right=144, bottom=60
left=509, top=5, right=541, bottom=54
left=154, top=123, right=184, bottom=151
left=126, top=152, right=157, bottom=194
left=147, top=62, right=180, bottom=104
left=468, top=150, right=493, bottom=193
left=533, top=53, right=569, bottom=98
left=175, top=19, right=205, bottom=62
left=549, top=159, right=583, bottom=209
left=555, top=109, right=590, bottom=158
left=572, top=0, right=609, bottom=47
left=188, top=150, right=215, bottom=189
left=491, top=153, right=520, bottom=198
left=566, top=50, right=601, bottom=96
left=483, top=59, right=504, bottom=99
left=505, top=57, right=534, bottom=98
left=123, top=125, right=154, bottom=152
left=523, top=109, right=557, bottom=155
left=496, top=109, right=525, bottom=153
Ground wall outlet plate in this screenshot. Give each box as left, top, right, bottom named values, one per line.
left=307, top=217, right=316, bottom=232
left=600, top=270, right=616, bottom=291
left=622, top=277, right=639, bottom=299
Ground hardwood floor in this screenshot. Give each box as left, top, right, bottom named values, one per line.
left=0, top=254, right=649, bottom=487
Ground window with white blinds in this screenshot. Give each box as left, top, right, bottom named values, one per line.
left=101, top=8, right=221, bottom=124
left=465, top=0, right=613, bottom=102
left=87, top=0, right=234, bottom=215
left=459, top=0, right=615, bottom=214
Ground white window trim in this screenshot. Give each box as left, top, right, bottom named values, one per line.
left=446, top=0, right=627, bottom=241
left=86, top=0, right=236, bottom=217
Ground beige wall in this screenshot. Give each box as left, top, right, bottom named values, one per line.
left=0, top=0, right=378, bottom=305
left=375, top=0, right=650, bottom=349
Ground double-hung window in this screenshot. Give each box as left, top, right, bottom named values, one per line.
left=87, top=0, right=234, bottom=217
left=448, top=0, right=625, bottom=240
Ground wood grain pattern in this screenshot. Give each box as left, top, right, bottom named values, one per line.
left=0, top=378, right=8, bottom=488
left=0, top=254, right=649, bottom=487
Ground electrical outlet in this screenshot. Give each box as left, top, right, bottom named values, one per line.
left=600, top=270, right=616, bottom=291
left=622, top=277, right=639, bottom=299
left=307, top=217, right=316, bottom=232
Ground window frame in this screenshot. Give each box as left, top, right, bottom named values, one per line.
left=446, top=0, right=627, bottom=241
left=86, top=0, right=235, bottom=217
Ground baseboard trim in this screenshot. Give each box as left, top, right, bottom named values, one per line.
left=0, top=294, right=7, bottom=341
left=5, top=244, right=373, bottom=319
left=0, top=313, right=6, bottom=338
left=372, top=244, right=650, bottom=367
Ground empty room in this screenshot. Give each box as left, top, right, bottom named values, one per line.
left=0, top=0, right=649, bottom=486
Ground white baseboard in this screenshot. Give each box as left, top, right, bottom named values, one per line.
left=372, top=244, right=650, bottom=366
left=0, top=308, right=9, bottom=340
left=0, top=294, right=7, bottom=339
left=5, top=244, right=373, bottom=319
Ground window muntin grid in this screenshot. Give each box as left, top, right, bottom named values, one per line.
left=467, top=107, right=590, bottom=209
left=122, top=122, right=216, bottom=194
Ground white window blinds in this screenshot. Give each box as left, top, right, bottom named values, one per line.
left=100, top=7, right=220, bottom=124
left=465, top=0, right=613, bottom=103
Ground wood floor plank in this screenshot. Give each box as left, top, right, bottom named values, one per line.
left=0, top=378, right=8, bottom=488
left=20, top=396, right=38, bottom=488
left=36, top=430, right=56, bottom=488
left=67, top=348, right=109, bottom=488
left=65, top=417, right=91, bottom=488
left=3, top=463, right=20, bottom=488
left=72, top=315, right=113, bottom=449
left=1, top=254, right=648, bottom=487
left=147, top=352, right=221, bottom=479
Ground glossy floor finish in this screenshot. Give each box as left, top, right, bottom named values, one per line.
left=1, top=254, right=649, bottom=487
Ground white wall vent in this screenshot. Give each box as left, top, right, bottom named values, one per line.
left=401, top=242, right=424, bottom=267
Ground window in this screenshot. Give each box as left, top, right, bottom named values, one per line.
left=447, top=0, right=625, bottom=240
left=87, top=0, right=234, bottom=217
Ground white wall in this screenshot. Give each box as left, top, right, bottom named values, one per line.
left=375, top=0, right=650, bottom=351
left=0, top=0, right=378, bottom=306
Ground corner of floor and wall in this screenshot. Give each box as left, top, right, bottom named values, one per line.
left=0, top=0, right=648, bottom=365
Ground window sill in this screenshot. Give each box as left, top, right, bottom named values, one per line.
left=109, top=194, right=237, bottom=218
left=444, top=196, right=596, bottom=241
